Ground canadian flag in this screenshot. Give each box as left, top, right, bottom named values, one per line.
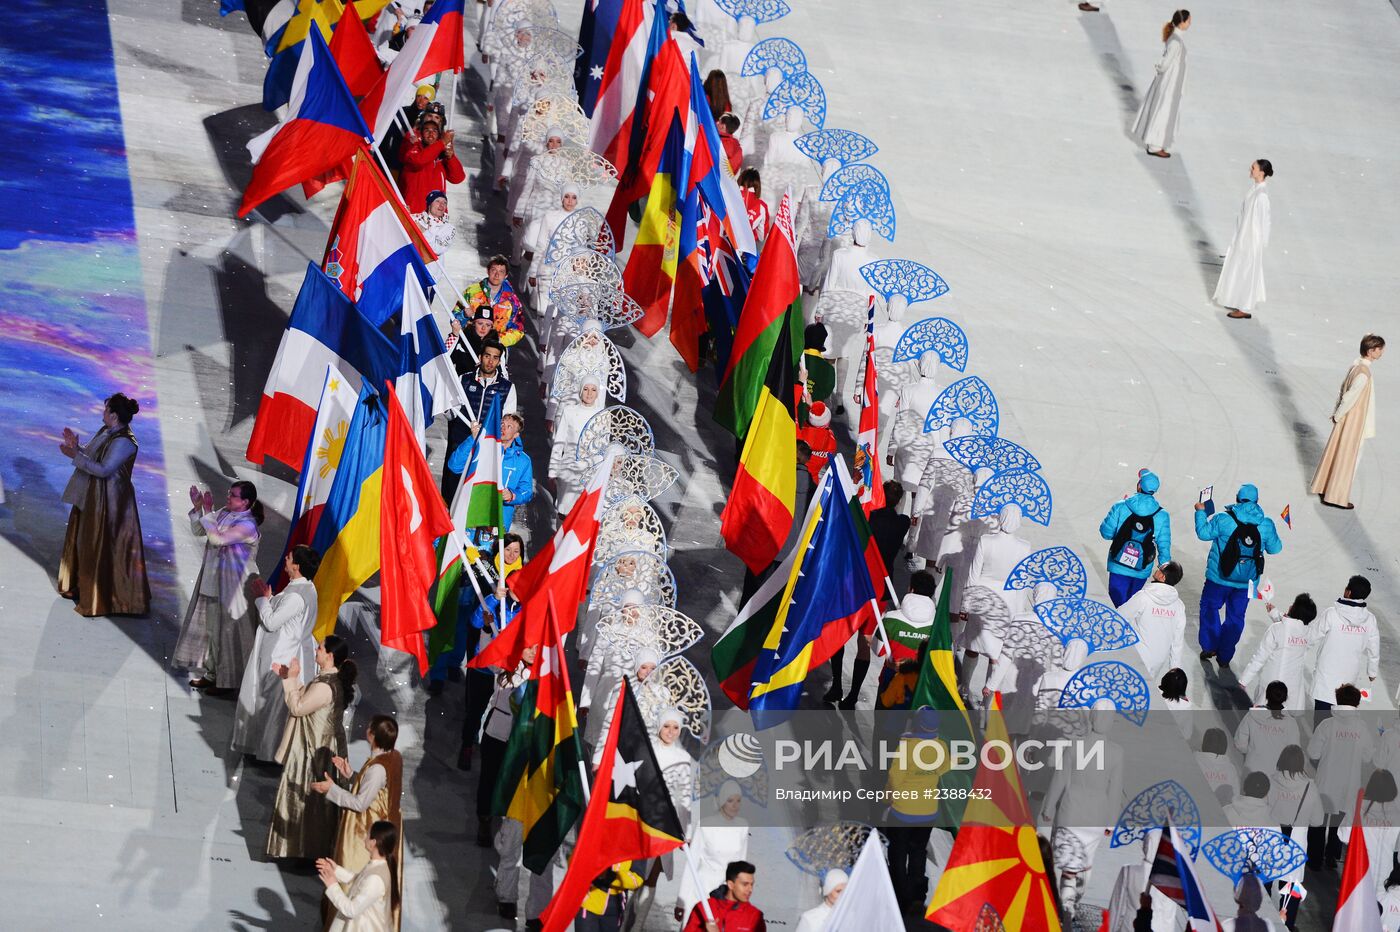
left=469, top=449, right=621, bottom=671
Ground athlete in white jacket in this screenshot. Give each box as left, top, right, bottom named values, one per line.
left=1118, top=563, right=1186, bottom=681
left=1237, top=594, right=1318, bottom=711
left=1309, top=576, right=1380, bottom=708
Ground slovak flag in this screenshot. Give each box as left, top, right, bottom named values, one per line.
left=361, top=0, right=466, bottom=145
left=857, top=295, right=885, bottom=514
left=239, top=27, right=372, bottom=218
left=1167, top=823, right=1225, bottom=931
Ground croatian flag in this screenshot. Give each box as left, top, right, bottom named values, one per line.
left=575, top=0, right=623, bottom=117
left=361, top=0, right=466, bottom=145
left=239, top=28, right=371, bottom=218
left=1167, top=823, right=1225, bottom=931
left=857, top=295, right=885, bottom=514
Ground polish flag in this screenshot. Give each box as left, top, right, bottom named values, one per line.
left=469, top=449, right=622, bottom=672
left=1335, top=789, right=1384, bottom=931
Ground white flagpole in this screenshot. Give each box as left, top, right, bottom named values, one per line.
left=681, top=846, right=717, bottom=924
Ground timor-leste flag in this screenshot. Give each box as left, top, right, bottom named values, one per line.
left=927, top=693, right=1061, bottom=931
left=720, top=305, right=801, bottom=574
left=491, top=596, right=586, bottom=874
left=536, top=678, right=685, bottom=932
left=714, top=191, right=800, bottom=439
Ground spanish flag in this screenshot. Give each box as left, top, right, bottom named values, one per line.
left=720, top=305, right=801, bottom=575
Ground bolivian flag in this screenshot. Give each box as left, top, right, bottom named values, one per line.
left=720, top=305, right=801, bottom=574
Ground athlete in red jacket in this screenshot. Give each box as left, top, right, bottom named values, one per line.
left=683, top=861, right=766, bottom=932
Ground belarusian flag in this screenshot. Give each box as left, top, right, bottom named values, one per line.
left=491, top=596, right=586, bottom=873
left=450, top=392, right=505, bottom=531
left=714, top=191, right=801, bottom=439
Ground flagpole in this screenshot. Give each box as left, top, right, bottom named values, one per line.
left=446, top=70, right=458, bottom=130
left=681, top=846, right=717, bottom=924
left=453, top=529, right=492, bottom=615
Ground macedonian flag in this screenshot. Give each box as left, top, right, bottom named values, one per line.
left=926, top=693, right=1060, bottom=931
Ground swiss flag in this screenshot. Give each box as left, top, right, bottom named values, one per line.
left=379, top=381, right=455, bottom=673
left=470, top=450, right=621, bottom=672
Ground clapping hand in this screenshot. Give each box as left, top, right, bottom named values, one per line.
left=189, top=485, right=202, bottom=509
left=272, top=663, right=288, bottom=679
left=332, top=755, right=353, bottom=779
left=202, top=489, right=215, bottom=513
left=287, top=657, right=302, bottom=680
left=315, top=858, right=339, bottom=888
left=310, top=772, right=333, bottom=795
left=249, top=577, right=271, bottom=600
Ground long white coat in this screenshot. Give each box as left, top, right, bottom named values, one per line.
left=1131, top=34, right=1187, bottom=151
left=1310, top=601, right=1380, bottom=703
left=231, top=578, right=318, bottom=761
left=1234, top=707, right=1301, bottom=776
left=1237, top=608, right=1313, bottom=709
left=1307, top=708, right=1376, bottom=812
left=1120, top=582, right=1187, bottom=680
left=1213, top=182, right=1271, bottom=312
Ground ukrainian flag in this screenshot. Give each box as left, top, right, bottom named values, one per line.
left=310, top=383, right=385, bottom=639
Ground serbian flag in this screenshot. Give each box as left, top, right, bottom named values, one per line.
left=360, top=0, right=465, bottom=144
left=588, top=0, right=650, bottom=171
left=1335, top=789, right=1384, bottom=931
left=245, top=262, right=401, bottom=469
left=469, top=450, right=622, bottom=672
left=239, top=28, right=371, bottom=217
left=856, top=296, right=885, bottom=514
left=379, top=381, right=455, bottom=674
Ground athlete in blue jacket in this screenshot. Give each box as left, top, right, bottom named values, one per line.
left=1099, top=468, right=1172, bottom=606
left=1193, top=483, right=1283, bottom=666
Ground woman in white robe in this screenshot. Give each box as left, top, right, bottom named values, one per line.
left=523, top=184, right=580, bottom=298
left=231, top=546, right=320, bottom=762
left=630, top=707, right=696, bottom=931
left=549, top=379, right=606, bottom=518
left=1214, top=160, right=1274, bottom=318
left=676, top=781, right=750, bottom=923
left=1131, top=11, right=1191, bottom=157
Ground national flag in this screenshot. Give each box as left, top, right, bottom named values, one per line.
left=469, top=450, right=622, bottom=672
left=239, top=28, right=372, bottom=217
left=840, top=461, right=889, bottom=608
left=261, top=0, right=341, bottom=112
left=448, top=393, right=505, bottom=532
left=360, top=0, right=466, bottom=144
left=327, top=3, right=381, bottom=96
left=278, top=367, right=360, bottom=573
left=1334, top=789, right=1383, bottom=931
left=927, top=694, right=1060, bottom=931
left=379, top=381, right=455, bottom=673
left=720, top=305, right=800, bottom=574
left=622, top=105, right=689, bottom=336
left=1280, top=504, right=1292, bottom=529
left=824, top=830, right=903, bottom=931
left=588, top=0, right=650, bottom=171
left=223, top=0, right=294, bottom=39
left=245, top=261, right=400, bottom=470
left=323, top=149, right=438, bottom=321
left=426, top=531, right=485, bottom=665
left=575, top=0, right=624, bottom=117
left=714, top=192, right=801, bottom=439
left=536, top=678, right=684, bottom=932
left=856, top=295, right=885, bottom=514
left=1167, top=823, right=1226, bottom=931
left=393, top=263, right=468, bottom=443
left=910, top=568, right=966, bottom=713
left=492, top=596, right=587, bottom=873
left=309, top=384, right=387, bottom=639
left=700, top=202, right=751, bottom=378
left=1148, top=832, right=1186, bottom=906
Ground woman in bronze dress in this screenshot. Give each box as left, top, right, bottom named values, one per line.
left=266, top=635, right=355, bottom=860
left=58, top=392, right=150, bottom=617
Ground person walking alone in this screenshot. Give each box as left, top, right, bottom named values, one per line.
left=1311, top=334, right=1385, bottom=509
left=1131, top=10, right=1191, bottom=158
left=1214, top=159, right=1274, bottom=320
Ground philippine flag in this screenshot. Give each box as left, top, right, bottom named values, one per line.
left=239, top=28, right=371, bottom=218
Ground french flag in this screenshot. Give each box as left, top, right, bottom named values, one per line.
left=588, top=0, right=651, bottom=170
left=1164, top=823, right=1225, bottom=931
left=323, top=150, right=438, bottom=326
left=576, top=0, right=623, bottom=117
left=245, top=262, right=402, bottom=470
left=362, top=0, right=466, bottom=145
left=238, top=27, right=371, bottom=218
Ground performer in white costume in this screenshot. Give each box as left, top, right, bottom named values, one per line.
left=1131, top=10, right=1191, bottom=158
left=1214, top=159, right=1274, bottom=319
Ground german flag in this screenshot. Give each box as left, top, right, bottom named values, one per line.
left=490, top=597, right=585, bottom=873
left=536, top=678, right=685, bottom=932
left=720, top=305, right=801, bottom=574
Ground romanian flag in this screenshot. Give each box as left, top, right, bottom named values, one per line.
left=910, top=569, right=965, bottom=713
left=536, top=678, right=685, bottom=932
left=927, top=694, right=1061, bottom=931
left=714, top=192, right=801, bottom=439
left=309, top=384, right=387, bottom=639
left=622, top=107, right=688, bottom=335
left=491, top=597, right=587, bottom=874
left=720, top=305, right=800, bottom=574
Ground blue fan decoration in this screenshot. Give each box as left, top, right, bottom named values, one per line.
left=763, top=71, right=827, bottom=128
left=924, top=376, right=998, bottom=436
left=717, top=0, right=792, bottom=25
left=970, top=471, right=1053, bottom=527
left=1111, top=780, right=1201, bottom=855
left=1005, top=546, right=1087, bottom=599
left=892, top=318, right=967, bottom=372
left=1035, top=598, right=1140, bottom=652
left=820, top=164, right=888, bottom=204
left=1057, top=661, right=1149, bottom=726
left=861, top=258, right=950, bottom=305
left=829, top=187, right=895, bottom=242
left=794, top=128, right=878, bottom=168
left=740, top=36, right=807, bottom=77
left=1202, top=829, right=1307, bottom=885
left=942, top=436, right=1040, bottom=476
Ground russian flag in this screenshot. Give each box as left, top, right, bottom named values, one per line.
left=361, top=0, right=466, bottom=144
left=245, top=262, right=402, bottom=469
left=322, top=150, right=438, bottom=325
left=239, top=28, right=372, bottom=217
left=589, top=0, right=651, bottom=170
left=1166, top=823, right=1225, bottom=931
left=575, top=0, right=623, bottom=117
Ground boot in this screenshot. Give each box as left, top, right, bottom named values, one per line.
left=839, top=659, right=870, bottom=710
left=822, top=648, right=845, bottom=704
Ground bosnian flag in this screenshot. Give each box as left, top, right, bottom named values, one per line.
left=1336, top=789, right=1384, bottom=931
left=588, top=0, right=650, bottom=169
left=394, top=264, right=469, bottom=444
left=470, top=449, right=622, bottom=672
left=361, top=0, right=466, bottom=145
left=239, top=28, right=371, bottom=218
left=448, top=393, right=505, bottom=532
left=245, top=262, right=401, bottom=469
left=1167, top=823, right=1225, bottom=931
left=857, top=295, right=885, bottom=514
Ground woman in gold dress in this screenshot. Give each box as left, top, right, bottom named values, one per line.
left=266, top=635, right=355, bottom=860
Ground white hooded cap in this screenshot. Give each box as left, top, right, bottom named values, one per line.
left=822, top=869, right=849, bottom=897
